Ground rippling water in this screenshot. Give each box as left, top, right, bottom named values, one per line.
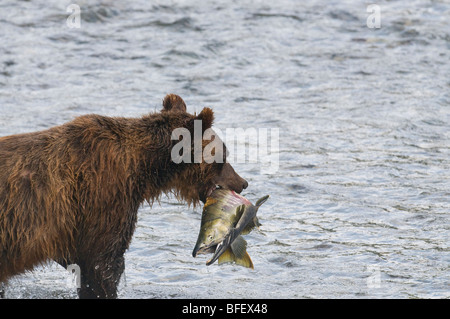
left=1, top=0, right=449, bottom=298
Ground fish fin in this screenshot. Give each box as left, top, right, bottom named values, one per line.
left=231, top=236, right=254, bottom=269
left=218, top=247, right=235, bottom=265
left=230, top=236, right=247, bottom=259
left=239, top=196, right=267, bottom=235
left=236, top=251, right=254, bottom=269
left=255, top=195, right=269, bottom=207
left=218, top=245, right=254, bottom=269
left=241, top=217, right=261, bottom=235
left=235, top=204, right=246, bottom=220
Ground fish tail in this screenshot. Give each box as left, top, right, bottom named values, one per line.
left=255, top=195, right=270, bottom=208
left=218, top=247, right=235, bottom=265
left=218, top=248, right=254, bottom=269
left=236, top=251, right=254, bottom=269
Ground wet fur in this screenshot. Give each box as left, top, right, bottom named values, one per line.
left=0, top=95, right=239, bottom=298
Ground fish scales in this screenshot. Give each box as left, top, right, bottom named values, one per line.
left=192, top=189, right=269, bottom=269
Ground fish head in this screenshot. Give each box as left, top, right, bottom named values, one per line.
left=192, top=221, right=228, bottom=257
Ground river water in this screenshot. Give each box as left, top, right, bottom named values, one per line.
left=0, top=0, right=449, bottom=298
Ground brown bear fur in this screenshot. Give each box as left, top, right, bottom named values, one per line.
left=0, top=94, right=247, bottom=298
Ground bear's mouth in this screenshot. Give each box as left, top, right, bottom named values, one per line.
left=201, top=184, right=222, bottom=203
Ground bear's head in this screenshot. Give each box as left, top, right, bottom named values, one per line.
left=162, top=94, right=248, bottom=204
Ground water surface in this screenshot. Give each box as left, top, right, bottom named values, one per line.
left=0, top=0, right=449, bottom=298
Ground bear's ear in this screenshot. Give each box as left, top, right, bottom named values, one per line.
left=196, top=107, right=214, bottom=130
left=162, top=94, right=187, bottom=113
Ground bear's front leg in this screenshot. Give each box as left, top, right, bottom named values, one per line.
left=77, top=255, right=125, bottom=299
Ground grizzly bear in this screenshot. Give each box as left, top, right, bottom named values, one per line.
left=0, top=94, right=248, bottom=298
